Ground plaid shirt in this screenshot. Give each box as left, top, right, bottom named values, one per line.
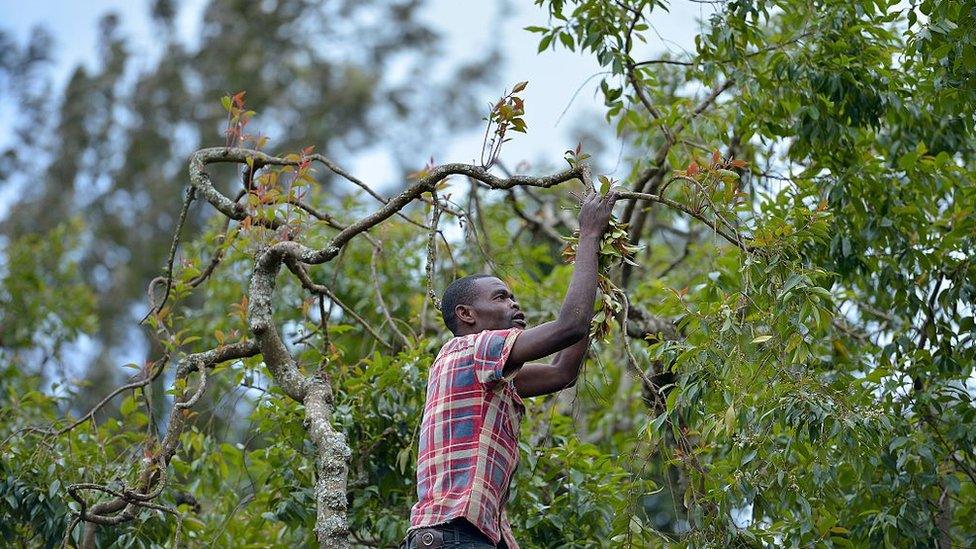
left=410, top=328, right=525, bottom=548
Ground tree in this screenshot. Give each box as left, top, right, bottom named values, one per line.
left=2, top=0, right=974, bottom=547
left=1, top=0, right=500, bottom=414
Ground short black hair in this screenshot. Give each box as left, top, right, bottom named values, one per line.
left=440, top=274, right=494, bottom=335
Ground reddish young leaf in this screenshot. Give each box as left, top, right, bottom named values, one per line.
left=232, top=91, right=246, bottom=108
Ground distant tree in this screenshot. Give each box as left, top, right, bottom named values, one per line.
left=1, top=0, right=500, bottom=410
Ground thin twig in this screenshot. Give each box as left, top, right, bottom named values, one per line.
left=20, top=362, right=165, bottom=439
left=371, top=245, right=413, bottom=346
left=505, top=188, right=564, bottom=243
left=634, top=58, right=695, bottom=67
left=619, top=292, right=659, bottom=392
left=672, top=79, right=735, bottom=136
left=659, top=239, right=692, bottom=278
left=619, top=190, right=750, bottom=252
left=284, top=258, right=392, bottom=349
left=174, top=365, right=208, bottom=409
left=622, top=1, right=673, bottom=143
left=426, top=191, right=443, bottom=310
left=141, top=187, right=196, bottom=324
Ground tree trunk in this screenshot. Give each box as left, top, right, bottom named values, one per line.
left=304, top=376, right=351, bottom=548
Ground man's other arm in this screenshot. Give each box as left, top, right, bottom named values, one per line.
left=514, top=336, right=590, bottom=397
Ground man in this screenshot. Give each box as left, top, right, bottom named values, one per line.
left=404, top=189, right=619, bottom=548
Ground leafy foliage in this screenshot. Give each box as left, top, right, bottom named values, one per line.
left=0, top=219, right=96, bottom=353
left=2, top=0, right=975, bottom=547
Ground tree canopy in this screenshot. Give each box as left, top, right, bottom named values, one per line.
left=1, top=0, right=974, bottom=547
left=0, top=0, right=498, bottom=403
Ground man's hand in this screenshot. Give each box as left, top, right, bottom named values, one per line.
left=503, top=186, right=619, bottom=374
left=578, top=188, right=618, bottom=239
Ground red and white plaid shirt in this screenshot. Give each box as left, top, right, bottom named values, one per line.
left=410, top=328, right=525, bottom=548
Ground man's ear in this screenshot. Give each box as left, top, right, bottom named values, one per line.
left=454, top=304, right=476, bottom=328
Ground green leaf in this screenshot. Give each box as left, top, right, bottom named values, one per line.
left=716, top=169, right=739, bottom=183
left=648, top=413, right=668, bottom=435
left=538, top=34, right=553, bottom=52
left=120, top=394, right=137, bottom=416
left=865, top=367, right=890, bottom=383
left=725, top=403, right=736, bottom=433
left=559, top=32, right=575, bottom=51
left=779, top=273, right=808, bottom=298
left=665, top=389, right=679, bottom=412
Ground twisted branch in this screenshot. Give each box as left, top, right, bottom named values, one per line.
left=67, top=340, right=259, bottom=547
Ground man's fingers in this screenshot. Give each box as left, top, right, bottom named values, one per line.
left=600, top=189, right=619, bottom=209
left=583, top=189, right=600, bottom=206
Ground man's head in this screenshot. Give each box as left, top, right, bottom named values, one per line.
left=440, top=274, right=527, bottom=336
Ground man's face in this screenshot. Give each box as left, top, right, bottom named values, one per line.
left=464, top=277, right=526, bottom=332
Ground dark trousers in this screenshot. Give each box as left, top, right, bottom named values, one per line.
left=402, top=518, right=504, bottom=548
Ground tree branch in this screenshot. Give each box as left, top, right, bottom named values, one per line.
left=426, top=191, right=444, bottom=309
left=619, top=190, right=750, bottom=252
left=72, top=340, right=259, bottom=546
left=284, top=257, right=393, bottom=350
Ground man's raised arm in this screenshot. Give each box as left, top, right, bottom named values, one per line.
left=503, top=189, right=617, bottom=377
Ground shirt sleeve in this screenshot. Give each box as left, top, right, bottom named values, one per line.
left=472, top=328, right=523, bottom=385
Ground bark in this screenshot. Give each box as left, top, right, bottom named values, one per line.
left=247, top=243, right=310, bottom=402
left=248, top=244, right=353, bottom=545
left=936, top=485, right=952, bottom=549
left=625, top=305, right=678, bottom=342
left=305, top=377, right=352, bottom=548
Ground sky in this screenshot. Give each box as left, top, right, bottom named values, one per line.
left=0, top=0, right=714, bottom=371
left=0, top=0, right=713, bottom=193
